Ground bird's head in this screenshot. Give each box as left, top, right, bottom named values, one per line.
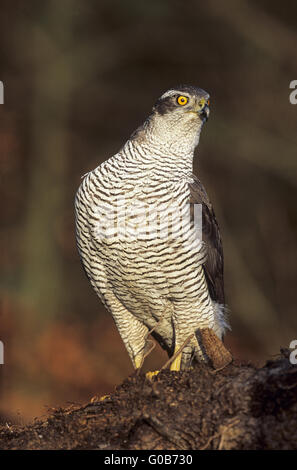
left=153, top=85, right=210, bottom=123
left=141, top=85, right=210, bottom=155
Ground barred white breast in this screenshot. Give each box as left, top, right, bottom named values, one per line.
left=75, top=85, right=229, bottom=371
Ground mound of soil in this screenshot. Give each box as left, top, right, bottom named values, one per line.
left=0, top=349, right=296, bottom=450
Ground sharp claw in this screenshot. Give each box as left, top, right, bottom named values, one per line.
left=170, top=354, right=182, bottom=371
left=134, top=338, right=156, bottom=371
left=134, top=314, right=166, bottom=372
left=161, top=333, right=195, bottom=371
left=145, top=370, right=160, bottom=380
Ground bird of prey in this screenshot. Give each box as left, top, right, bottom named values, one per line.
left=75, top=85, right=229, bottom=371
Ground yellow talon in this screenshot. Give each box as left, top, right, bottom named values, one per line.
left=90, top=394, right=110, bottom=403
left=170, top=350, right=182, bottom=371
left=99, top=394, right=110, bottom=401
left=134, top=354, right=143, bottom=369
left=145, top=370, right=160, bottom=380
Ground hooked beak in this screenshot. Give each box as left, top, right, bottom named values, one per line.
left=199, top=104, right=209, bottom=122
left=197, top=98, right=210, bottom=122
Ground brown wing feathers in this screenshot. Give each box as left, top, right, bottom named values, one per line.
left=188, top=176, right=225, bottom=305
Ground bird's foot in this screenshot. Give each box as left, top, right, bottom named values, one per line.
left=145, top=370, right=160, bottom=380
left=161, top=333, right=195, bottom=372
left=169, top=354, right=182, bottom=371
left=99, top=394, right=110, bottom=401
left=134, top=338, right=156, bottom=374
left=90, top=394, right=110, bottom=403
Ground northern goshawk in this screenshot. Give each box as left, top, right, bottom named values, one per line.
left=75, top=85, right=229, bottom=371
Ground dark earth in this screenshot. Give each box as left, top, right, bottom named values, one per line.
left=0, top=348, right=296, bottom=450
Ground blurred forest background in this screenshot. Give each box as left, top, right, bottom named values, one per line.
left=0, top=0, right=296, bottom=423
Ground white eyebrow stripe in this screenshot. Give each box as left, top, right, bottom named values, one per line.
left=160, top=89, right=187, bottom=100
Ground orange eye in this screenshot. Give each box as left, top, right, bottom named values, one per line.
left=177, top=95, right=188, bottom=106
left=207, top=99, right=210, bottom=106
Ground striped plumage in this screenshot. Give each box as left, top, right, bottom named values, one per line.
left=75, top=85, right=229, bottom=371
